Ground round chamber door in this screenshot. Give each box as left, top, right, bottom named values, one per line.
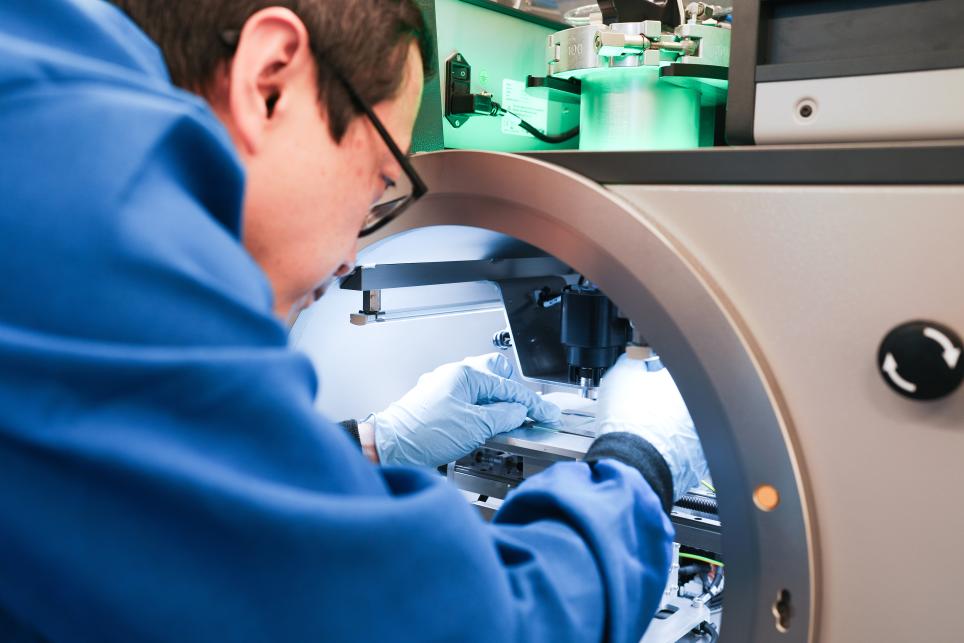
left=333, top=150, right=817, bottom=642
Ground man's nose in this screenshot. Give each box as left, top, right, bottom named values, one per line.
left=335, top=244, right=358, bottom=277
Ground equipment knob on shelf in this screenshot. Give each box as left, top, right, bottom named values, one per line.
left=877, top=320, right=963, bottom=400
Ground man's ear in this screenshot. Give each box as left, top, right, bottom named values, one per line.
left=226, top=7, right=313, bottom=154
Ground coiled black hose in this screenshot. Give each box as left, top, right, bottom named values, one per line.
left=675, top=493, right=719, bottom=514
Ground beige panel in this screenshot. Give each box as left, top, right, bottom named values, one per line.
left=609, top=184, right=964, bottom=641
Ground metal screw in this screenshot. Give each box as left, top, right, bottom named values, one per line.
left=492, top=329, right=513, bottom=350
left=799, top=104, right=813, bottom=118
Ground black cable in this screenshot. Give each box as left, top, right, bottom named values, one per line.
left=700, top=567, right=723, bottom=609
left=700, top=621, right=720, bottom=643
left=710, top=566, right=724, bottom=591
left=708, top=592, right=724, bottom=609
left=516, top=118, right=580, bottom=144
left=495, top=103, right=580, bottom=144
left=700, top=571, right=711, bottom=593
left=678, top=563, right=702, bottom=581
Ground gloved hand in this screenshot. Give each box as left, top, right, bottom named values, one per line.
left=370, top=353, right=561, bottom=467
left=596, top=353, right=710, bottom=500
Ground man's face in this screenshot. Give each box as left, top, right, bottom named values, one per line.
left=211, top=9, right=425, bottom=320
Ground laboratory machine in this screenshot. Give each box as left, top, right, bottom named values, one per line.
left=292, top=1, right=964, bottom=641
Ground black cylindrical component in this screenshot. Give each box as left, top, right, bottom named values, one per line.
left=597, top=0, right=671, bottom=25
left=675, top=493, right=719, bottom=515
left=561, top=289, right=629, bottom=385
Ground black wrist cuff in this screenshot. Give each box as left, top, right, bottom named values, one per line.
left=585, top=432, right=674, bottom=514
left=338, top=419, right=361, bottom=448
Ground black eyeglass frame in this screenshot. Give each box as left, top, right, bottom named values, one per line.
left=329, top=68, right=428, bottom=238
left=219, top=30, right=427, bottom=238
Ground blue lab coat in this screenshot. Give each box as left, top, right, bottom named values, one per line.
left=0, top=1, right=674, bottom=641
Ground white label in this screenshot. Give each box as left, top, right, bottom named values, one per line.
left=500, top=78, right=549, bottom=138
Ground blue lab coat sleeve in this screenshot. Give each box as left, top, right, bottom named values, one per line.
left=0, top=1, right=674, bottom=642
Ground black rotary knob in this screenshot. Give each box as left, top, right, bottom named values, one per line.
left=877, top=321, right=963, bottom=401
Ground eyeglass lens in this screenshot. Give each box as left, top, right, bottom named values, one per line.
left=359, top=165, right=415, bottom=236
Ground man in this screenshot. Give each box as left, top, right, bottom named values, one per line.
left=0, top=0, right=708, bottom=641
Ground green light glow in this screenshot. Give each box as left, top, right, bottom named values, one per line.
left=570, top=66, right=701, bottom=151
left=425, top=0, right=725, bottom=153
left=432, top=0, right=580, bottom=152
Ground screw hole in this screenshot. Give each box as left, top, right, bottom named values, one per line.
left=772, top=588, right=793, bottom=633
left=795, top=99, right=817, bottom=122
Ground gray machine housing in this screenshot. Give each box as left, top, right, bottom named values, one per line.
left=295, top=144, right=964, bottom=642
left=726, top=0, right=964, bottom=144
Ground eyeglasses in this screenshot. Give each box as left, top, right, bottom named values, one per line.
left=328, top=69, right=428, bottom=237
left=219, top=30, right=427, bottom=238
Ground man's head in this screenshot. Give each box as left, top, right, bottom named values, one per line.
left=110, top=0, right=432, bottom=320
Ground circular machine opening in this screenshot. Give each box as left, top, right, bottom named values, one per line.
left=292, top=151, right=815, bottom=643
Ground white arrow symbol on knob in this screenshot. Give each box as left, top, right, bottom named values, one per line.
left=923, top=327, right=961, bottom=369
left=882, top=353, right=917, bottom=393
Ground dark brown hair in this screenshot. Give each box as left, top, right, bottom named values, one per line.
left=109, top=0, right=434, bottom=141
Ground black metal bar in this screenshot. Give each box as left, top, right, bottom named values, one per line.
left=725, top=0, right=762, bottom=144
left=524, top=144, right=964, bottom=185
left=340, top=258, right=571, bottom=291
left=671, top=513, right=724, bottom=555
left=755, top=52, right=964, bottom=83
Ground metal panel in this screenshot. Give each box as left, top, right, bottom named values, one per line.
left=496, top=276, right=570, bottom=384
left=485, top=425, right=594, bottom=460
left=524, top=143, right=964, bottom=184
left=607, top=180, right=964, bottom=641
left=411, top=0, right=445, bottom=153
left=754, top=67, right=964, bottom=144
left=759, top=0, right=964, bottom=71
left=755, top=52, right=964, bottom=82
left=725, top=0, right=964, bottom=143
left=448, top=468, right=514, bottom=498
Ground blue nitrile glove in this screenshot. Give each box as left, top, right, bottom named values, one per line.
left=596, top=353, right=710, bottom=500
left=370, top=353, right=561, bottom=467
